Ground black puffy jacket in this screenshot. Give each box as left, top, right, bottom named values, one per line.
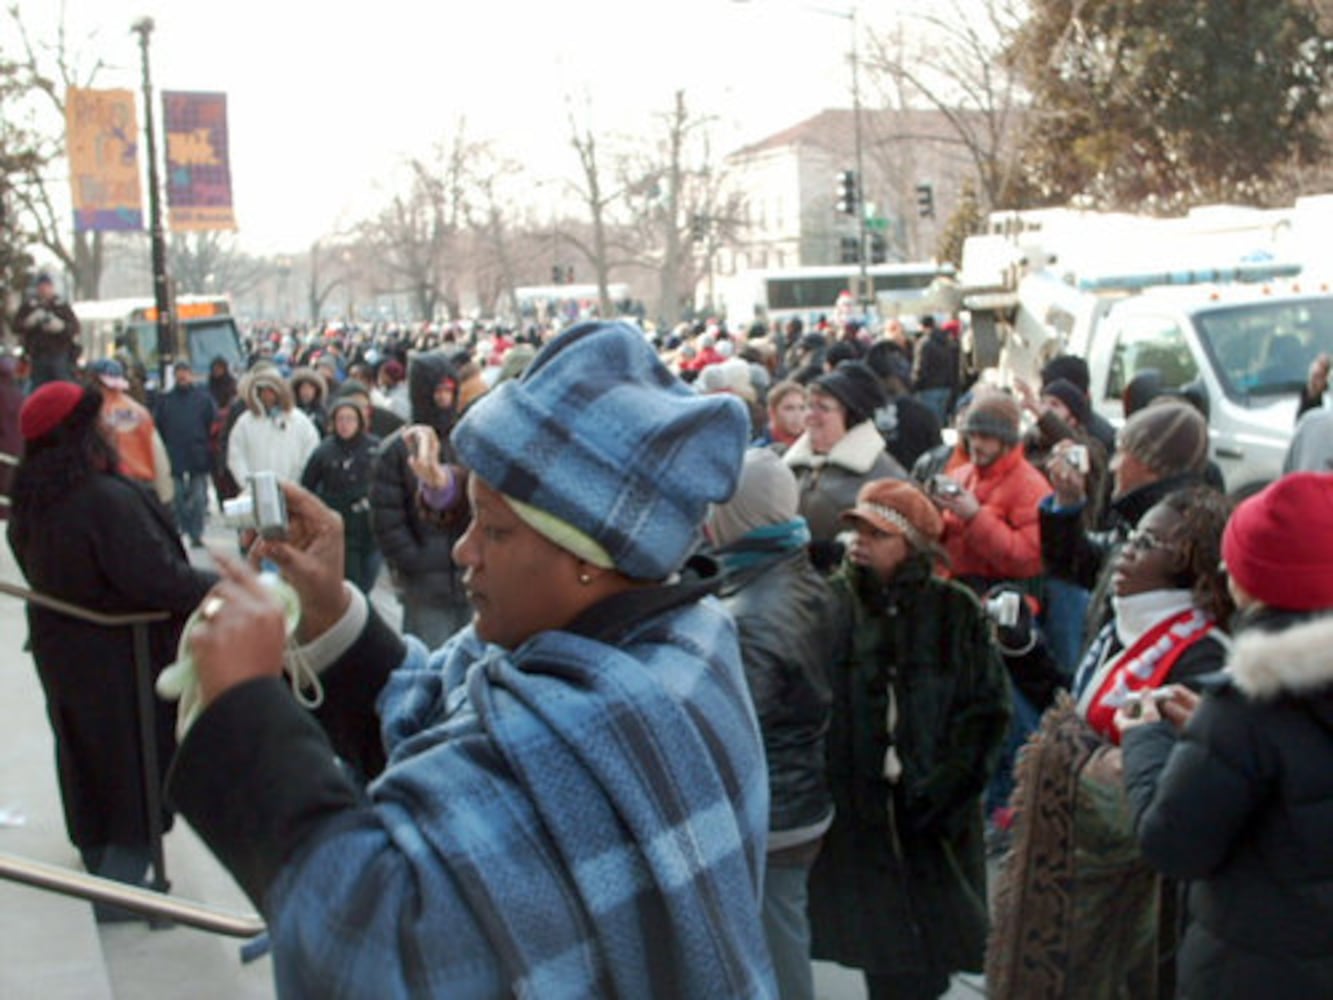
left=1123, top=609, right=1333, bottom=999
left=715, top=547, right=836, bottom=841
left=369, top=352, right=467, bottom=599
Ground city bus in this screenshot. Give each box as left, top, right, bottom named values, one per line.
left=503, top=282, right=634, bottom=326
left=73, top=294, right=247, bottom=385
left=713, top=262, right=958, bottom=331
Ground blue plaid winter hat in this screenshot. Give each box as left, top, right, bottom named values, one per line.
left=452, top=321, right=749, bottom=580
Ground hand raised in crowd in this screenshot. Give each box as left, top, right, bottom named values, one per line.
left=403, top=424, right=453, bottom=491
left=188, top=553, right=289, bottom=707
left=1046, top=438, right=1088, bottom=507
left=1012, top=375, right=1041, bottom=416
left=249, top=480, right=350, bottom=642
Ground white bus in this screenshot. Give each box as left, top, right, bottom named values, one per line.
left=73, top=294, right=247, bottom=386
left=713, top=262, right=958, bottom=331
left=503, top=283, right=633, bottom=326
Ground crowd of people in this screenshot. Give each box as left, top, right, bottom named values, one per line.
left=2, top=270, right=1332, bottom=997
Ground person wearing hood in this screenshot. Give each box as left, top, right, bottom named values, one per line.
left=289, top=367, right=329, bottom=437
left=226, top=366, right=319, bottom=488
left=369, top=351, right=470, bottom=646
left=1120, top=472, right=1333, bottom=999
left=328, top=380, right=405, bottom=440
left=302, top=397, right=381, bottom=593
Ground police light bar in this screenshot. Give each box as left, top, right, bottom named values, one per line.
left=1076, top=261, right=1302, bottom=292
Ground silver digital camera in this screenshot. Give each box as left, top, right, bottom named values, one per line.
left=1064, top=444, right=1089, bottom=474
left=221, top=471, right=289, bottom=540
left=983, top=590, right=1022, bottom=628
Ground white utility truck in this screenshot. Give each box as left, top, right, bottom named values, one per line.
left=960, top=204, right=1333, bottom=493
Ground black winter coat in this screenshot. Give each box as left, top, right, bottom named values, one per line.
left=716, top=547, right=835, bottom=842
left=369, top=351, right=467, bottom=601
left=7, top=473, right=215, bottom=849
left=302, top=430, right=381, bottom=587
left=1124, top=609, right=1333, bottom=999
left=153, top=383, right=216, bottom=474
left=809, top=557, right=1011, bottom=978
left=911, top=329, right=959, bottom=393
left=1040, top=471, right=1201, bottom=648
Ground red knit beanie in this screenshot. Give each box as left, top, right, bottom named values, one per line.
left=19, top=380, right=86, bottom=442
left=1222, top=472, right=1333, bottom=611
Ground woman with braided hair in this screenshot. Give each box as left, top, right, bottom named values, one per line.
left=988, top=485, right=1234, bottom=999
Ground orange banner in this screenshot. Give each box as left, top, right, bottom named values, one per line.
left=65, top=88, right=144, bottom=232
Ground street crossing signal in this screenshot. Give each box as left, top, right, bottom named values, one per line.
left=916, top=182, right=935, bottom=219
left=835, top=170, right=858, bottom=216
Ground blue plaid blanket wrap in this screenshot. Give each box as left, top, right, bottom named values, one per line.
left=266, top=596, right=776, bottom=998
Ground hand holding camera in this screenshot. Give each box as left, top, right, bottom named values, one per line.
left=929, top=474, right=979, bottom=520
left=247, top=479, right=349, bottom=643
left=221, top=471, right=290, bottom=541
left=1047, top=440, right=1089, bottom=506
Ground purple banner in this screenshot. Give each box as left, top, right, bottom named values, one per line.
left=162, top=91, right=236, bottom=231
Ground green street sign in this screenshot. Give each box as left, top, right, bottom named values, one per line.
left=865, top=216, right=889, bottom=232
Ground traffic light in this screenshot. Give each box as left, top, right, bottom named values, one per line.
left=690, top=213, right=708, bottom=243
left=835, top=170, right=858, bottom=216
left=915, top=182, right=935, bottom=219
left=552, top=265, right=563, bottom=284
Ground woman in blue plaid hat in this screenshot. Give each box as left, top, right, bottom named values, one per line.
left=162, top=321, right=778, bottom=999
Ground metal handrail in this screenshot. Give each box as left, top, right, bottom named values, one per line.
left=0, top=580, right=170, bottom=627
left=0, top=852, right=264, bottom=938
left=0, top=576, right=265, bottom=939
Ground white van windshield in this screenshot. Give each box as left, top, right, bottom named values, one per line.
left=1195, top=298, right=1333, bottom=400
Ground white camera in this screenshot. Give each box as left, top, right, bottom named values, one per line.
left=984, top=590, right=1022, bottom=628
left=220, top=472, right=289, bottom=541
left=1064, top=444, right=1089, bottom=474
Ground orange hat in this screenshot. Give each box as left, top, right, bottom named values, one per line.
left=841, top=478, right=943, bottom=552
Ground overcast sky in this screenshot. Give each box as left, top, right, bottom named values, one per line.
left=16, top=0, right=924, bottom=254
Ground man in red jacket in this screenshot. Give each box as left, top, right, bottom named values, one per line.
left=931, top=388, right=1050, bottom=596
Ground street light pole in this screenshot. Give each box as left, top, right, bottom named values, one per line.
left=847, top=6, right=871, bottom=312
left=131, top=17, right=174, bottom=384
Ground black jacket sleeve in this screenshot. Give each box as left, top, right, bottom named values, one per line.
left=1123, top=690, right=1269, bottom=881
left=1040, top=497, right=1110, bottom=590
left=309, top=606, right=406, bottom=781
left=166, top=677, right=364, bottom=907
left=368, top=435, right=427, bottom=575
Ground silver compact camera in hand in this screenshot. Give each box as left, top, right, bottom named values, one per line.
left=221, top=471, right=289, bottom=540
left=1064, top=444, right=1089, bottom=474
left=983, top=590, right=1022, bottom=628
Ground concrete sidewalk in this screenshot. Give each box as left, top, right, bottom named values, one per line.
left=0, top=524, right=274, bottom=1000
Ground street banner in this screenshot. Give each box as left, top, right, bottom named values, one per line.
left=162, top=91, right=237, bottom=232
left=65, top=88, right=144, bottom=232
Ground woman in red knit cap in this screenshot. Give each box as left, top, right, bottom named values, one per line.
left=1120, top=471, right=1333, bottom=999
left=7, top=381, right=216, bottom=919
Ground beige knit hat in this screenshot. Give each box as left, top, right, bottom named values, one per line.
left=1118, top=399, right=1209, bottom=476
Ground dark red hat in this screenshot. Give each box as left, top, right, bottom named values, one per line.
left=1222, top=472, right=1333, bottom=611
left=19, top=380, right=85, bottom=441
